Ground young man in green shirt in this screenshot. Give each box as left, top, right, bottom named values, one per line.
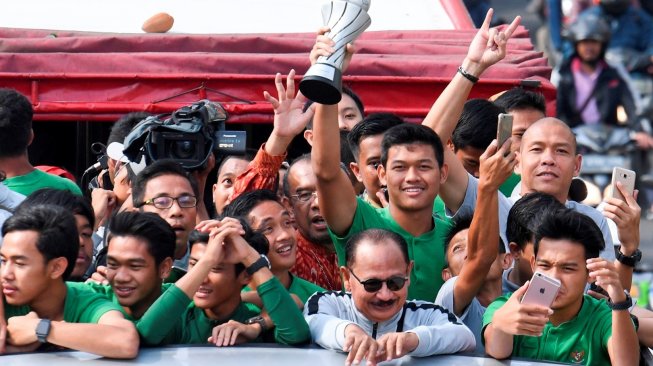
left=138, top=216, right=310, bottom=346
left=1, top=204, right=138, bottom=358
left=483, top=209, right=638, bottom=365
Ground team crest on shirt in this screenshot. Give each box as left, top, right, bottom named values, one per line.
left=570, top=350, right=585, bottom=363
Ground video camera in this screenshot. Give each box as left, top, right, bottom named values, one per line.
left=122, top=100, right=246, bottom=170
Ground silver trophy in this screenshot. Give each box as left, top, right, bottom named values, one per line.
left=300, top=0, right=371, bottom=105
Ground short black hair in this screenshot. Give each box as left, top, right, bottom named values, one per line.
left=381, top=123, right=444, bottom=168
left=107, top=112, right=151, bottom=146
left=345, top=229, right=409, bottom=267
left=534, top=209, right=605, bottom=260
left=215, top=148, right=258, bottom=179
left=189, top=217, right=269, bottom=275
left=19, top=188, right=95, bottom=230
left=3, top=204, right=78, bottom=280
left=0, top=89, right=33, bottom=158
left=107, top=211, right=176, bottom=266
left=305, top=86, right=365, bottom=129
left=282, top=154, right=311, bottom=198
left=452, top=99, right=505, bottom=151
left=221, top=189, right=281, bottom=219
left=507, top=192, right=565, bottom=251
left=347, top=113, right=404, bottom=160
left=131, top=159, right=199, bottom=207
left=443, top=214, right=505, bottom=267
left=493, top=88, right=546, bottom=115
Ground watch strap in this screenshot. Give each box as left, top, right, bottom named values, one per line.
left=245, top=255, right=270, bottom=276
left=36, top=319, right=51, bottom=343
left=616, top=249, right=642, bottom=267
left=245, top=315, right=268, bottom=333
left=608, top=291, right=633, bottom=311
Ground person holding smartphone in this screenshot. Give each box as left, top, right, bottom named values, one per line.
left=483, top=208, right=638, bottom=365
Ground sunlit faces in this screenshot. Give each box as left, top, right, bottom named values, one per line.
left=70, top=214, right=94, bottom=280
left=212, top=157, right=250, bottom=216
left=517, top=119, right=581, bottom=202
left=342, top=238, right=411, bottom=323
left=338, top=94, right=364, bottom=131
left=140, top=174, right=196, bottom=259
left=530, top=238, right=588, bottom=311
left=248, top=201, right=296, bottom=272
left=188, top=243, right=247, bottom=317
left=106, top=236, right=169, bottom=317
left=509, top=108, right=546, bottom=154
left=454, top=146, right=485, bottom=179
left=286, top=160, right=330, bottom=245
left=379, top=144, right=446, bottom=213
left=350, top=134, right=384, bottom=204
left=1, top=230, right=60, bottom=306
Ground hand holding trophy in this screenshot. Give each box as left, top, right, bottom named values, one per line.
left=299, top=0, right=371, bottom=105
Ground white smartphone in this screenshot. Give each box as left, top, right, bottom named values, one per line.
left=521, top=271, right=561, bottom=308
left=497, top=113, right=513, bottom=147
left=610, top=167, right=636, bottom=202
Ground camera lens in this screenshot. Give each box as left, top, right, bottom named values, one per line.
left=171, top=140, right=196, bottom=160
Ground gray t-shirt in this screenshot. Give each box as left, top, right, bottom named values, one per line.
left=434, top=276, right=486, bottom=354
left=450, top=174, right=616, bottom=260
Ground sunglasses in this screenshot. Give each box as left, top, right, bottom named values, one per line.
left=348, top=268, right=408, bottom=293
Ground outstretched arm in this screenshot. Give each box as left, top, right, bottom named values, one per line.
left=453, top=139, right=515, bottom=315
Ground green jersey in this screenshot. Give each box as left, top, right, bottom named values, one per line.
left=4, top=282, right=122, bottom=323
left=483, top=294, right=613, bottom=365
left=4, top=169, right=82, bottom=196
left=499, top=172, right=520, bottom=197
left=140, top=276, right=309, bottom=346
left=244, top=274, right=323, bottom=305
left=328, top=197, right=452, bottom=301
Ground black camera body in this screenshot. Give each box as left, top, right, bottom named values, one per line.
left=123, top=100, right=246, bottom=170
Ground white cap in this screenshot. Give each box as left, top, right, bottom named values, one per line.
left=106, top=142, right=130, bottom=163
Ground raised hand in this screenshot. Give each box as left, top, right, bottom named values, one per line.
left=603, top=183, right=641, bottom=254
left=309, top=27, right=356, bottom=73
left=464, top=9, right=521, bottom=75
left=491, top=282, right=552, bottom=337
left=587, top=258, right=626, bottom=302
left=478, top=137, right=516, bottom=192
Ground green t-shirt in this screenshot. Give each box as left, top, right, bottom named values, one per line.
left=4, top=169, right=82, bottom=196
left=288, top=275, right=324, bottom=304
left=328, top=197, right=452, bottom=301
left=499, top=172, right=520, bottom=197
left=140, top=277, right=310, bottom=346
left=4, top=282, right=122, bottom=323
left=482, top=294, right=613, bottom=365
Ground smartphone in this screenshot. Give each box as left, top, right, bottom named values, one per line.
left=497, top=113, right=513, bottom=147
left=610, top=167, right=636, bottom=201
left=521, top=271, right=561, bottom=308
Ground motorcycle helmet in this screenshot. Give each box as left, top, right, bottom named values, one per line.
left=599, top=0, right=630, bottom=15
left=568, top=13, right=611, bottom=44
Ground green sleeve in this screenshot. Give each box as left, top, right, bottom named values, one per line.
left=78, top=281, right=115, bottom=297
left=328, top=197, right=378, bottom=266
left=481, top=294, right=510, bottom=346
left=136, top=284, right=192, bottom=346
left=258, top=277, right=311, bottom=345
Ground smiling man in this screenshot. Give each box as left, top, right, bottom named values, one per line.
left=305, top=229, right=475, bottom=366
left=483, top=209, right=638, bottom=365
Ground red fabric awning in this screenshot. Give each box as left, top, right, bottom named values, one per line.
left=0, top=26, right=555, bottom=124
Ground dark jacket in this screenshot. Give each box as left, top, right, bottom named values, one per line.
left=556, top=57, right=638, bottom=129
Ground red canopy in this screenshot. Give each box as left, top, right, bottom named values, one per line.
left=0, top=26, right=555, bottom=124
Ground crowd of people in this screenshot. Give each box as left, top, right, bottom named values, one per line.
left=0, top=4, right=650, bottom=366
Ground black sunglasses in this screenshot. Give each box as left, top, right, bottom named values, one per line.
left=348, top=268, right=408, bottom=293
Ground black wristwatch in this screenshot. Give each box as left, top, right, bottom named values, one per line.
left=616, top=248, right=642, bottom=267
left=245, top=255, right=271, bottom=276
left=608, top=291, right=633, bottom=311
left=36, top=319, right=51, bottom=343
left=245, top=315, right=269, bottom=333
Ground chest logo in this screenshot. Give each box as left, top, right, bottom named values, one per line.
left=570, top=350, right=585, bottom=363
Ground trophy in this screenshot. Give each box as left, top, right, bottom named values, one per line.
left=300, top=0, right=371, bottom=105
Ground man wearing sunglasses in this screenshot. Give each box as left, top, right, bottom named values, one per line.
left=304, top=229, right=475, bottom=366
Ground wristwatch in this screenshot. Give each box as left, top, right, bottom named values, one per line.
left=245, top=254, right=271, bottom=276
left=36, top=319, right=51, bottom=343
left=608, top=291, right=633, bottom=311
left=616, top=248, right=642, bottom=267
left=245, top=315, right=269, bottom=333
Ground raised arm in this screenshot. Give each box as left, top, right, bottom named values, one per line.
left=424, top=10, right=520, bottom=212
left=452, top=139, right=515, bottom=315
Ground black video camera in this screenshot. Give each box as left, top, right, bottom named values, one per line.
left=122, top=100, right=246, bottom=170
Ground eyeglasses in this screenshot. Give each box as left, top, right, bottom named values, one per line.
left=290, top=191, right=318, bottom=203
left=348, top=268, right=408, bottom=293
left=139, top=195, right=197, bottom=209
